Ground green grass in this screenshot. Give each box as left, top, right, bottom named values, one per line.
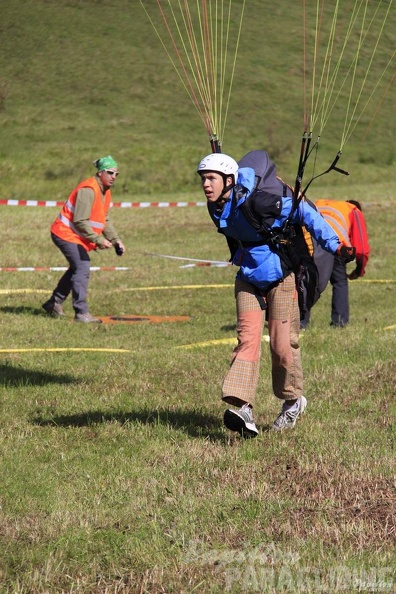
left=0, top=0, right=395, bottom=200
left=1, top=197, right=395, bottom=593
left=0, top=1, right=396, bottom=592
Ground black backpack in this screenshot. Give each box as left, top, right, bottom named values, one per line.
left=236, top=150, right=322, bottom=318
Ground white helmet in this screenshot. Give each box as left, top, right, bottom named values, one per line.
left=197, top=153, right=239, bottom=182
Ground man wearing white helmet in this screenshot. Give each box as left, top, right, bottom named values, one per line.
left=197, top=151, right=355, bottom=437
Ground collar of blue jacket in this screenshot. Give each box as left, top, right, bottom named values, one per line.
left=218, top=166, right=256, bottom=226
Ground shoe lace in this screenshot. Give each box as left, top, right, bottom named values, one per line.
left=240, top=404, right=253, bottom=421
left=274, top=407, right=295, bottom=427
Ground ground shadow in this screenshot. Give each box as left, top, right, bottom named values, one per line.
left=221, top=324, right=236, bottom=332
left=31, top=407, right=226, bottom=440
left=0, top=306, right=47, bottom=317
left=0, top=364, right=77, bottom=387
left=260, top=423, right=274, bottom=433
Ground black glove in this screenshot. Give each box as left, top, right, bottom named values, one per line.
left=347, top=269, right=359, bottom=280
left=336, top=245, right=356, bottom=263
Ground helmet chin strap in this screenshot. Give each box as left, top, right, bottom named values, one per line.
left=216, top=178, right=235, bottom=203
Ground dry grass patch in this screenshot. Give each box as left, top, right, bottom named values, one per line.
left=263, top=464, right=395, bottom=550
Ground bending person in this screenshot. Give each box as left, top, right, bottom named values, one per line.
left=301, top=199, right=370, bottom=329
left=43, top=155, right=125, bottom=323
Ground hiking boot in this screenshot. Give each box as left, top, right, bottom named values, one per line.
left=223, top=403, right=259, bottom=439
left=74, top=312, right=102, bottom=323
left=272, top=396, right=307, bottom=431
left=42, top=299, right=66, bottom=318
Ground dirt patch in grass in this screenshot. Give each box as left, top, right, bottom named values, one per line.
left=264, top=466, right=395, bottom=549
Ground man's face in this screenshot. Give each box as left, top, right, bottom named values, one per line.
left=99, top=169, right=119, bottom=187
left=200, top=172, right=232, bottom=202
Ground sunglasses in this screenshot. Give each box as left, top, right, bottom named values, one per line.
left=105, top=170, right=119, bottom=177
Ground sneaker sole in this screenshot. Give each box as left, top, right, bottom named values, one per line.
left=223, top=409, right=258, bottom=439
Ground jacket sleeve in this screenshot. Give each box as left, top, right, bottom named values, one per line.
left=73, top=187, right=103, bottom=244
left=103, top=215, right=121, bottom=244
left=349, top=208, right=370, bottom=276
left=294, top=200, right=340, bottom=254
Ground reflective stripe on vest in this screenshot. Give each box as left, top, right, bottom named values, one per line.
left=317, top=205, right=350, bottom=246
left=57, top=213, right=105, bottom=236
left=64, top=199, right=75, bottom=213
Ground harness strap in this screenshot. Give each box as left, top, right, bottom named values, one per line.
left=239, top=239, right=268, bottom=247
left=237, top=231, right=296, bottom=274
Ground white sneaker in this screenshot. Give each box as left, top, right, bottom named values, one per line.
left=272, top=396, right=307, bottom=431
left=223, top=403, right=259, bottom=439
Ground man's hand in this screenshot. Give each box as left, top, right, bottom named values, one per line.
left=336, top=245, right=356, bottom=263
left=98, top=239, right=113, bottom=250
left=347, top=269, right=360, bottom=280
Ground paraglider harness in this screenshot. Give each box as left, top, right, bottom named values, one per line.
left=240, top=193, right=319, bottom=319
left=225, top=150, right=321, bottom=319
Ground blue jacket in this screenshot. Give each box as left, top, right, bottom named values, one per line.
left=208, top=167, right=340, bottom=290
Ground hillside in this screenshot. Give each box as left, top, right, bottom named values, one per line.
left=0, top=0, right=395, bottom=200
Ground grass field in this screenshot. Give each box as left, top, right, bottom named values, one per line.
left=1, top=1, right=395, bottom=593
left=1, top=190, right=395, bottom=593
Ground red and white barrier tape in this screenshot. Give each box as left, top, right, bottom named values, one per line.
left=2, top=199, right=392, bottom=209
left=0, top=199, right=206, bottom=208
left=0, top=266, right=131, bottom=272
left=112, top=201, right=206, bottom=208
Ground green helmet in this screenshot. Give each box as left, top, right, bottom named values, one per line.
left=93, top=155, right=118, bottom=171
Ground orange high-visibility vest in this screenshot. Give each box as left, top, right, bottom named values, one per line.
left=315, top=199, right=370, bottom=276
left=315, top=199, right=354, bottom=247
left=51, top=177, right=112, bottom=252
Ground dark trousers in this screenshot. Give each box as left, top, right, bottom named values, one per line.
left=50, top=233, right=91, bottom=314
left=300, top=252, right=349, bottom=328
left=330, top=255, right=349, bottom=326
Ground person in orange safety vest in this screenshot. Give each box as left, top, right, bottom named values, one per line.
left=42, top=155, right=125, bottom=323
left=300, top=199, right=370, bottom=329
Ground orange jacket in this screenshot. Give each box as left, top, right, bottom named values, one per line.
left=315, top=199, right=370, bottom=276
left=51, top=177, right=112, bottom=252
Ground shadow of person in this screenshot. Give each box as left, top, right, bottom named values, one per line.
left=220, top=324, right=236, bottom=332
left=31, top=407, right=226, bottom=441
left=0, top=306, right=48, bottom=317
left=0, top=363, right=77, bottom=387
